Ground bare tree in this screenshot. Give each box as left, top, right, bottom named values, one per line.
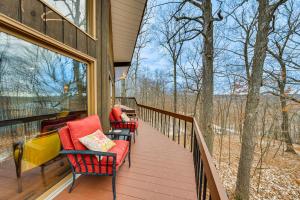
left=156, top=6, right=185, bottom=113
left=170, top=0, right=223, bottom=152
left=264, top=0, right=300, bottom=153
left=178, top=39, right=203, bottom=117
left=233, top=1, right=288, bottom=199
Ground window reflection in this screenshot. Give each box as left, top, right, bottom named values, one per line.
left=0, top=32, right=87, bottom=199
left=45, top=0, right=87, bottom=31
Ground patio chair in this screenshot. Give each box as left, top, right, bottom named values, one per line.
left=58, top=115, right=131, bottom=200
left=109, top=107, right=138, bottom=143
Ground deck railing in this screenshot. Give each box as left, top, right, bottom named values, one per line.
left=115, top=97, right=228, bottom=200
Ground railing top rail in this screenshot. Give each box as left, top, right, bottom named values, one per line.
left=115, top=97, right=193, bottom=122
left=137, top=103, right=194, bottom=122
left=193, top=118, right=229, bottom=200
left=0, top=110, right=86, bottom=128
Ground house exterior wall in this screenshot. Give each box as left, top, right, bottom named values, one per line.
left=0, top=0, right=115, bottom=198
left=96, top=0, right=115, bottom=131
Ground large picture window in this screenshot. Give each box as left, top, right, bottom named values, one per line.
left=45, top=0, right=87, bottom=32
left=0, top=32, right=88, bottom=199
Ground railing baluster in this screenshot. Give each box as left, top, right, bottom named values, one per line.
left=172, top=117, right=175, bottom=141
left=151, top=110, right=153, bottom=125
left=191, top=122, right=194, bottom=152
left=199, top=160, right=204, bottom=199
left=184, top=121, right=187, bottom=148
left=160, top=113, right=163, bottom=132
left=178, top=119, right=180, bottom=144
left=164, top=114, right=167, bottom=135
left=202, top=175, right=207, bottom=200
left=168, top=115, right=170, bottom=138
left=155, top=111, right=157, bottom=129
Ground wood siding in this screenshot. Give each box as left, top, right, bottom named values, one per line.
left=0, top=0, right=96, bottom=58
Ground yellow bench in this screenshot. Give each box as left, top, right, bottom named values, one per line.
left=13, top=131, right=61, bottom=192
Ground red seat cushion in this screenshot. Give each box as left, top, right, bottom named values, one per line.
left=112, top=107, right=122, bottom=121
left=74, top=140, right=129, bottom=175
left=102, top=140, right=129, bottom=165
left=67, top=115, right=103, bottom=150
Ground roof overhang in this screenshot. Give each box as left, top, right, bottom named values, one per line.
left=111, top=0, right=147, bottom=81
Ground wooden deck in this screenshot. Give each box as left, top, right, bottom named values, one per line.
left=55, top=121, right=197, bottom=200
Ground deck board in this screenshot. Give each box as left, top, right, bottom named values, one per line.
left=55, top=121, right=197, bottom=200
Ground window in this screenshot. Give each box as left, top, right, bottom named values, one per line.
left=45, top=0, right=87, bottom=31
left=0, top=32, right=87, bottom=199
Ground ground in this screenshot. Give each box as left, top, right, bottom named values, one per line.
left=213, top=135, right=300, bottom=200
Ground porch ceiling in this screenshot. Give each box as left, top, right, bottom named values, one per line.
left=111, top=0, right=147, bottom=81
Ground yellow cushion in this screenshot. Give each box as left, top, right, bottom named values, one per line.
left=20, top=132, right=61, bottom=172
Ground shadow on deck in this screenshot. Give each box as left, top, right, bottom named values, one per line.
left=55, top=120, right=197, bottom=200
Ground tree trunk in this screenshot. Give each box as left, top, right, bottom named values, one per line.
left=279, top=87, right=295, bottom=153
left=201, top=0, right=214, bottom=153
left=173, top=63, right=177, bottom=113
left=235, top=1, right=271, bottom=199
left=193, top=91, right=200, bottom=117
left=73, top=61, right=84, bottom=106
left=236, top=0, right=282, bottom=200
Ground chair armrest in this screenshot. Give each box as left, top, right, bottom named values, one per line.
left=106, top=132, right=131, bottom=137
left=105, top=132, right=132, bottom=147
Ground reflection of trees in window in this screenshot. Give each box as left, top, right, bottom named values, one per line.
left=0, top=34, right=9, bottom=94
left=45, top=0, right=87, bottom=106
left=48, top=0, right=87, bottom=109
left=46, top=0, right=87, bottom=30
left=0, top=34, right=12, bottom=121
left=20, top=46, right=86, bottom=111
left=0, top=33, right=87, bottom=120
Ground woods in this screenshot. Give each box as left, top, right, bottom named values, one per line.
left=122, top=0, right=300, bottom=199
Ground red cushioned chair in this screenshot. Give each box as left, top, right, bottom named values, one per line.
left=109, top=107, right=138, bottom=143
left=58, top=115, right=131, bottom=200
